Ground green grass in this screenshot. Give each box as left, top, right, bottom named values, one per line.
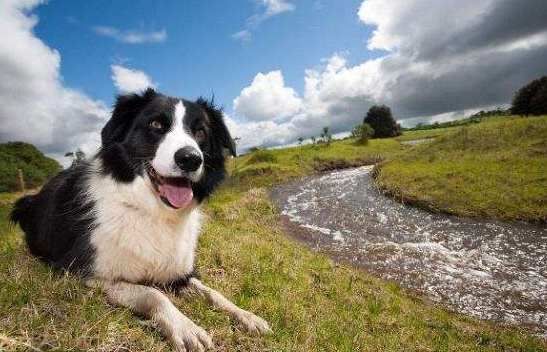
left=0, top=142, right=62, bottom=192
left=1, top=117, right=546, bottom=351
left=231, top=137, right=407, bottom=188
left=395, top=127, right=459, bottom=141
left=1, top=189, right=545, bottom=351
left=377, top=115, right=547, bottom=223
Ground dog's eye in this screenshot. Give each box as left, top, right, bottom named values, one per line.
left=195, top=129, right=206, bottom=142
left=150, top=121, right=163, bottom=130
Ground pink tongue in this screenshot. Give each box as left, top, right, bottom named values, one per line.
left=158, top=179, right=193, bottom=209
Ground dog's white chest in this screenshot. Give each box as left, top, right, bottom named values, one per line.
left=87, top=172, right=202, bottom=284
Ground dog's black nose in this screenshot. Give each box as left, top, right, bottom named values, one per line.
left=174, top=147, right=202, bottom=172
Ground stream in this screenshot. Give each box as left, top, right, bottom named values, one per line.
left=270, top=166, right=547, bottom=337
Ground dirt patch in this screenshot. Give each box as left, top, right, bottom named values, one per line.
left=373, top=181, right=444, bottom=216
left=313, top=157, right=382, bottom=172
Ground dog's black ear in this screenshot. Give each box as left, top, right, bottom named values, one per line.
left=197, top=97, right=236, bottom=157
left=101, top=88, right=156, bottom=145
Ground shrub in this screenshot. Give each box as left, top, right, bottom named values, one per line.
left=246, top=149, right=278, bottom=164
left=351, top=123, right=374, bottom=145
left=320, top=127, right=333, bottom=146
left=364, top=105, right=402, bottom=138
left=0, top=142, right=62, bottom=192
left=511, top=75, right=547, bottom=116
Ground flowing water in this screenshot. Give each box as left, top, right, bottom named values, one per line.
left=270, top=166, right=547, bottom=337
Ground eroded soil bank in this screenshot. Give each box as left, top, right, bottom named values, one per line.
left=270, top=166, right=547, bottom=337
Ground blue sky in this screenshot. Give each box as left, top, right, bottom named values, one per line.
left=34, top=0, right=372, bottom=108
left=1, top=0, right=546, bottom=161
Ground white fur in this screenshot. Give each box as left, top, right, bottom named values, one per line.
left=87, top=160, right=202, bottom=284
left=87, top=279, right=213, bottom=351
left=189, top=278, right=272, bottom=334
left=82, top=155, right=271, bottom=351
left=152, top=100, right=204, bottom=181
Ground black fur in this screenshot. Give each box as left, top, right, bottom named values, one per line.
left=10, top=89, right=235, bottom=276
left=98, top=89, right=235, bottom=200
left=193, top=97, right=236, bottom=201
left=163, top=269, right=200, bottom=292
left=10, top=165, right=96, bottom=275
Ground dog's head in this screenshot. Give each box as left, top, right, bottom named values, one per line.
left=99, top=88, right=236, bottom=209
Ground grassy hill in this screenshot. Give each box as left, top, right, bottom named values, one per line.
left=229, top=137, right=407, bottom=188
left=1, top=117, right=546, bottom=351
left=0, top=142, right=61, bottom=192
left=376, top=116, right=547, bottom=223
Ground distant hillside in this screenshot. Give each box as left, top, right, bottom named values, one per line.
left=0, top=142, right=61, bottom=192
left=405, top=109, right=508, bottom=131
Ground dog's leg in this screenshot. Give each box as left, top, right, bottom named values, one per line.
left=86, top=278, right=213, bottom=352
left=186, top=278, right=272, bottom=334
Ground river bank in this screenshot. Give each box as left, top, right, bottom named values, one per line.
left=271, top=166, right=547, bottom=338
left=377, top=116, right=547, bottom=223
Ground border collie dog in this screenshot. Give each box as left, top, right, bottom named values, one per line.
left=10, top=88, right=271, bottom=351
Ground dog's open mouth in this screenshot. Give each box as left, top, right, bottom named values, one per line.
left=148, top=168, right=193, bottom=209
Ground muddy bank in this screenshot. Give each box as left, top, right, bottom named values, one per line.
left=313, top=156, right=382, bottom=172
left=270, top=166, right=547, bottom=337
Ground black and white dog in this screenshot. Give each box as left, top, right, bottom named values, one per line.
left=10, top=88, right=271, bottom=351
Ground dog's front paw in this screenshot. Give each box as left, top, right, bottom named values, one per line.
left=164, top=314, right=213, bottom=352
left=236, top=310, right=273, bottom=335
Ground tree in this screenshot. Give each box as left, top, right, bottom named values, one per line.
left=310, top=136, right=316, bottom=144
left=298, top=137, right=304, bottom=146
left=351, top=123, right=374, bottom=145
left=511, top=76, right=547, bottom=116
left=363, top=105, right=402, bottom=138
left=530, top=84, right=547, bottom=115
left=320, top=127, right=333, bottom=146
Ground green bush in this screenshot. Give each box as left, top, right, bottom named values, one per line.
left=511, top=75, right=547, bottom=116
left=364, top=105, right=402, bottom=138
left=0, top=142, right=62, bottom=192
left=320, top=126, right=333, bottom=146
left=246, top=149, right=278, bottom=164
left=351, top=123, right=375, bottom=145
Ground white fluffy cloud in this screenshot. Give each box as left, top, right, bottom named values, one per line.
left=0, top=0, right=109, bottom=165
left=232, top=30, right=252, bottom=42
left=229, top=0, right=547, bottom=151
left=111, top=64, right=156, bottom=93
left=233, top=71, right=302, bottom=121
left=262, top=0, right=295, bottom=17
left=233, top=0, right=295, bottom=42
left=92, top=26, right=166, bottom=44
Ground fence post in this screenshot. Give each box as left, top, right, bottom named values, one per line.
left=17, top=169, right=26, bottom=194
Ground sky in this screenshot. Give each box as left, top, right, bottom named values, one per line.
left=1, top=0, right=547, bottom=165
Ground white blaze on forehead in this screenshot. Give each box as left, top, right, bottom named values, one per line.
left=151, top=100, right=204, bottom=179
left=174, top=100, right=185, bottom=124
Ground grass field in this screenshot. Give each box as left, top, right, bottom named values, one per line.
left=377, top=115, right=547, bottom=223
left=2, top=119, right=547, bottom=351
left=395, top=127, right=459, bottom=142
left=229, top=137, right=408, bottom=188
